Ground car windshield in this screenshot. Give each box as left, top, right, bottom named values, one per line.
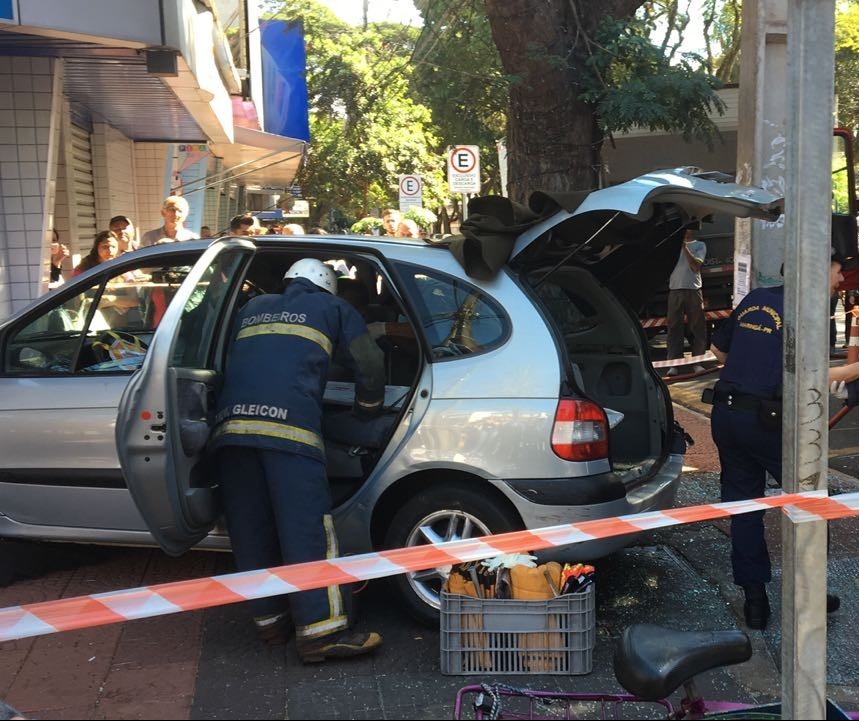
left=5, top=263, right=195, bottom=374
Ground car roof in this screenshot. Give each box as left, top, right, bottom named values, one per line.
left=0, top=235, right=452, bottom=330
left=111, top=234, right=442, bottom=261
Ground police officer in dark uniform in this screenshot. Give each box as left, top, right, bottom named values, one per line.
left=210, top=258, right=385, bottom=662
left=709, top=248, right=848, bottom=629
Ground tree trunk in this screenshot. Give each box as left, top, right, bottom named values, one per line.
left=438, top=205, right=451, bottom=235
left=484, top=0, right=642, bottom=202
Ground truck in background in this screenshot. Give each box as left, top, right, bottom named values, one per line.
left=601, top=88, right=857, bottom=333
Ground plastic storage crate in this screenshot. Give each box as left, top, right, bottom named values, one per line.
left=440, top=584, right=595, bottom=675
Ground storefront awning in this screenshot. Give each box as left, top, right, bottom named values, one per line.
left=208, top=108, right=306, bottom=188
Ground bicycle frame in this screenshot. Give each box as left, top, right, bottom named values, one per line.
left=454, top=682, right=859, bottom=720
left=453, top=684, right=674, bottom=720
left=452, top=681, right=774, bottom=720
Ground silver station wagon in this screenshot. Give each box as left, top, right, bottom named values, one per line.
left=0, top=171, right=781, bottom=622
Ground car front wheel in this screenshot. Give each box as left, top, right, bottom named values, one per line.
left=383, top=483, right=521, bottom=626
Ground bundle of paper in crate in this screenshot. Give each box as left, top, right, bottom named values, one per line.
left=440, top=554, right=596, bottom=675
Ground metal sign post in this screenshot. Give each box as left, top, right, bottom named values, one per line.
left=781, top=1, right=835, bottom=718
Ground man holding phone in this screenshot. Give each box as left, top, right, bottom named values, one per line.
left=665, top=223, right=708, bottom=376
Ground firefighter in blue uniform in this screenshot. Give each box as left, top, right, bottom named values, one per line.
left=709, top=248, right=856, bottom=629
left=210, top=258, right=385, bottom=662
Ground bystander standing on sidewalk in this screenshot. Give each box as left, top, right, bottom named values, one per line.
left=49, top=229, right=69, bottom=289
left=108, top=215, right=140, bottom=255
left=109, top=215, right=138, bottom=253
left=381, top=209, right=400, bottom=237
left=140, top=196, right=198, bottom=246
left=395, top=219, right=419, bottom=238
left=666, top=224, right=708, bottom=376
left=229, top=214, right=254, bottom=236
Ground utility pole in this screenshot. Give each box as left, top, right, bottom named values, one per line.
left=738, top=1, right=835, bottom=716
left=363, top=0, right=369, bottom=30
left=781, top=3, right=834, bottom=718
left=735, top=0, right=788, bottom=295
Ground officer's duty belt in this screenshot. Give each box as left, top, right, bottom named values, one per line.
left=712, top=388, right=776, bottom=412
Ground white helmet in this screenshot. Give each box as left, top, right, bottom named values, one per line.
left=283, top=258, right=337, bottom=294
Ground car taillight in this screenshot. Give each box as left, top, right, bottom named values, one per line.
left=551, top=399, right=609, bottom=461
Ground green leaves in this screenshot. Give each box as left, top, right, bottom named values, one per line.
left=349, top=217, right=385, bottom=234
left=836, top=4, right=859, bottom=137
left=264, top=1, right=446, bottom=224
left=410, top=0, right=507, bottom=196
left=580, top=15, right=726, bottom=148
left=403, top=207, right=438, bottom=230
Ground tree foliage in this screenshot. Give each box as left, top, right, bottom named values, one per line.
left=259, top=0, right=739, bottom=215
left=256, top=0, right=859, bottom=214
left=639, top=1, right=741, bottom=82
left=705, top=0, right=742, bottom=82
left=579, top=15, right=726, bottom=147
left=835, top=2, right=859, bottom=137
left=411, top=0, right=507, bottom=195
left=484, top=0, right=727, bottom=199
left=349, top=216, right=385, bottom=234
left=403, top=206, right=438, bottom=230
left=261, top=0, right=445, bottom=226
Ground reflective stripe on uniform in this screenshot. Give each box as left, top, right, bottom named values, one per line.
left=296, top=614, right=349, bottom=639
left=212, top=419, right=324, bottom=452
left=296, top=514, right=349, bottom=639
left=323, top=514, right=344, bottom=620
left=236, top=322, right=333, bottom=355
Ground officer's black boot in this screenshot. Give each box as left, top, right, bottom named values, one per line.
left=743, top=583, right=770, bottom=630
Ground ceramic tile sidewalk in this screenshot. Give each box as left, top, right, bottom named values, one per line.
left=1, top=548, right=218, bottom=720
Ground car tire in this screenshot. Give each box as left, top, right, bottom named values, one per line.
left=383, top=483, right=521, bottom=627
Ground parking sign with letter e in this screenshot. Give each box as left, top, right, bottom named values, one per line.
left=447, top=145, right=480, bottom=193
left=398, top=174, right=423, bottom=211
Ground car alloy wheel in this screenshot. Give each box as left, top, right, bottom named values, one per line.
left=403, top=508, right=492, bottom=611
left=384, top=483, right=521, bottom=626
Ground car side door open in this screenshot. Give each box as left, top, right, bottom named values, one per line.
left=116, top=239, right=256, bottom=556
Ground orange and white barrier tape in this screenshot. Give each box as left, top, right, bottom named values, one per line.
left=641, top=309, right=732, bottom=329
left=3, top=489, right=858, bottom=643
left=640, top=317, right=668, bottom=329
left=652, top=351, right=718, bottom=369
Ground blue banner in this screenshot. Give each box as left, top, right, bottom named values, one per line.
left=260, top=20, right=310, bottom=142
left=0, top=0, right=14, bottom=22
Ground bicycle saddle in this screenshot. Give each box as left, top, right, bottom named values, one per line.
left=613, top=623, right=751, bottom=701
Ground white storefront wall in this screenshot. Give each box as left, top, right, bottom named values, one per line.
left=0, top=0, right=301, bottom=320
left=0, top=55, right=215, bottom=320
left=92, top=122, right=138, bottom=232
left=133, top=143, right=171, bottom=242
left=0, top=56, right=62, bottom=319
